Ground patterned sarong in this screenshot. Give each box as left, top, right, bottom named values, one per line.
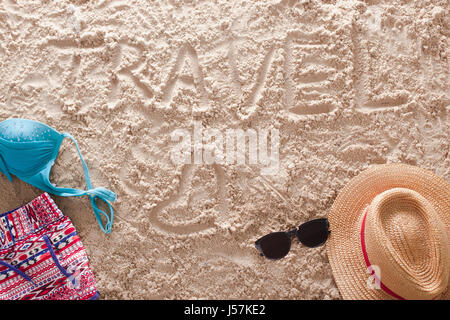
left=0, top=193, right=98, bottom=300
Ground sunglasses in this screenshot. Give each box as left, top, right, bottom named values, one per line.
left=255, top=218, right=330, bottom=260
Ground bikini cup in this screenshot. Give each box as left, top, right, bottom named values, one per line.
left=0, top=118, right=116, bottom=234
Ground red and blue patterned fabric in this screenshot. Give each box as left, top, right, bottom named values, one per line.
left=0, top=193, right=99, bottom=300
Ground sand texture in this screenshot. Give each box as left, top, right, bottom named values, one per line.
left=0, top=0, right=448, bottom=299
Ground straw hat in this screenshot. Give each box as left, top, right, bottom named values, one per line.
left=326, top=163, right=449, bottom=300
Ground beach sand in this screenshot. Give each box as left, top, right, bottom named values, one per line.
left=0, top=0, right=448, bottom=299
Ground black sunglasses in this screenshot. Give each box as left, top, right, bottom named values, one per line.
left=255, top=218, right=330, bottom=260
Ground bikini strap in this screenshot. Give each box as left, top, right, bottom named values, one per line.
left=61, top=133, right=116, bottom=234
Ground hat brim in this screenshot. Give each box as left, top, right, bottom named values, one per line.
left=326, top=163, right=450, bottom=300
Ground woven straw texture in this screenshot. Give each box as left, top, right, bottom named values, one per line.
left=326, top=164, right=450, bottom=300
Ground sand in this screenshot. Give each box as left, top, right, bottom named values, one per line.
left=0, top=0, right=448, bottom=299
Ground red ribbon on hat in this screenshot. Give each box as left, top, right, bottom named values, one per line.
left=360, top=208, right=406, bottom=300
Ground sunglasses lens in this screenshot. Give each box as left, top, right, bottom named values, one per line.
left=255, top=232, right=291, bottom=260
left=296, top=218, right=329, bottom=248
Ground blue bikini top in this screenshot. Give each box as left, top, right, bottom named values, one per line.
left=0, top=118, right=116, bottom=234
